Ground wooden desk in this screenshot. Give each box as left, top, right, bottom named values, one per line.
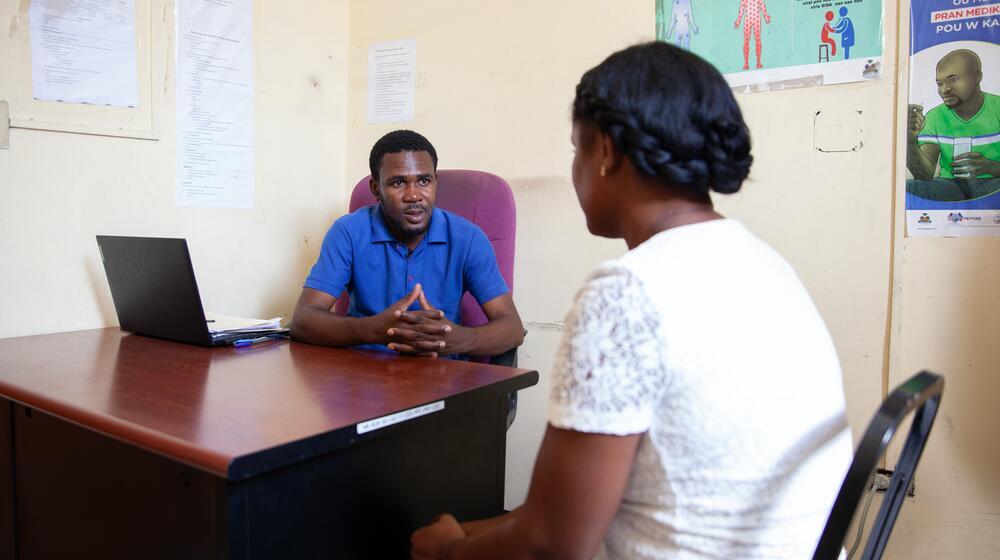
left=0, top=329, right=538, bottom=559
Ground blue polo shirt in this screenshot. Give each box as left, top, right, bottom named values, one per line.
left=304, top=205, right=509, bottom=352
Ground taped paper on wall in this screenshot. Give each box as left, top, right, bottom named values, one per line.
left=367, top=39, right=416, bottom=123
left=175, top=0, right=255, bottom=209
left=29, top=0, right=139, bottom=107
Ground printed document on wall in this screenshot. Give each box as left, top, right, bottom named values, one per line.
left=29, top=0, right=138, bottom=107
left=176, top=0, right=255, bottom=209
left=367, top=39, right=416, bottom=123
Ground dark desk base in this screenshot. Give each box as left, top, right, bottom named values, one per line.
left=1, top=392, right=510, bottom=559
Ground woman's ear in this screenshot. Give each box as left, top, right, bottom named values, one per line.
left=599, top=131, right=624, bottom=175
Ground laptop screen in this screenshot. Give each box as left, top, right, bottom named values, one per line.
left=97, top=236, right=212, bottom=346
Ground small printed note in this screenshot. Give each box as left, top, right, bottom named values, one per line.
left=357, top=400, right=444, bottom=435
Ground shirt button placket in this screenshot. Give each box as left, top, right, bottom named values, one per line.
left=405, top=254, right=414, bottom=292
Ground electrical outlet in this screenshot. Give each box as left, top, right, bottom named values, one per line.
left=874, top=468, right=916, bottom=497
left=873, top=471, right=891, bottom=491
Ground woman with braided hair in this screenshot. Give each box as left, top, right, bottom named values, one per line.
left=412, top=42, right=852, bottom=560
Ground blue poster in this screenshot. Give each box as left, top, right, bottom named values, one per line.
left=905, top=0, right=1000, bottom=236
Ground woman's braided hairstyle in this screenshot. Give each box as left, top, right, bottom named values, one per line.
left=573, top=42, right=752, bottom=196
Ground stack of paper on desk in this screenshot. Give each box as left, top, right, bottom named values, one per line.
left=205, top=312, right=286, bottom=337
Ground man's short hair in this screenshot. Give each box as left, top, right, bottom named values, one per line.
left=369, top=130, right=439, bottom=182
left=938, top=49, right=983, bottom=75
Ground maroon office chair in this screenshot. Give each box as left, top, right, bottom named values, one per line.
left=335, top=170, right=520, bottom=366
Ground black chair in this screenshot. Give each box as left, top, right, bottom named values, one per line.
left=813, top=371, right=945, bottom=560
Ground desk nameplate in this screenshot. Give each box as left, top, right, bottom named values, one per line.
left=357, top=400, right=445, bottom=434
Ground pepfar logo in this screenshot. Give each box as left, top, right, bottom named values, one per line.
left=918, top=213, right=932, bottom=224
left=947, top=212, right=982, bottom=224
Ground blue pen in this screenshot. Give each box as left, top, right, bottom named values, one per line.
left=234, top=335, right=276, bottom=348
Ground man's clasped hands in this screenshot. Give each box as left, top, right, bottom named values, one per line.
left=378, top=284, right=471, bottom=358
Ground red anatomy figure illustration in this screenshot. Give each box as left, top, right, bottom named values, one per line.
left=735, top=0, right=772, bottom=70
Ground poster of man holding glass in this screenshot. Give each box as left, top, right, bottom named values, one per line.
left=907, top=49, right=1000, bottom=199
left=906, top=0, right=1000, bottom=236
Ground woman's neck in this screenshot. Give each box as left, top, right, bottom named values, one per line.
left=620, top=194, right=721, bottom=250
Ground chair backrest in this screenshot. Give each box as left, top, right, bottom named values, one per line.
left=334, top=169, right=516, bottom=328
left=812, top=371, right=945, bottom=560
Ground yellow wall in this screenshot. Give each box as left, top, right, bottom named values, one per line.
left=1, top=0, right=997, bottom=556
left=0, top=0, right=350, bottom=336
left=882, top=6, right=1000, bottom=556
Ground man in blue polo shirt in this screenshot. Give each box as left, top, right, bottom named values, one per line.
left=291, top=130, right=524, bottom=359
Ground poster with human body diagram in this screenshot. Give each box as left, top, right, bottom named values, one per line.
left=656, top=0, right=884, bottom=91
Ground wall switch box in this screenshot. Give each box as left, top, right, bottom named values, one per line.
left=814, top=108, right=863, bottom=152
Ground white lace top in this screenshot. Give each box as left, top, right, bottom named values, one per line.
left=549, top=219, right=852, bottom=560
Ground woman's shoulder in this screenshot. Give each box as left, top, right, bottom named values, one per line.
left=616, top=218, right=760, bottom=275
left=574, top=262, right=643, bottom=314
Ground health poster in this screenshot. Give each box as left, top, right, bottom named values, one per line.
left=905, top=0, right=1000, bottom=237
left=656, top=0, right=884, bottom=91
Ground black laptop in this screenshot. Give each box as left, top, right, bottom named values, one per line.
left=96, top=236, right=285, bottom=347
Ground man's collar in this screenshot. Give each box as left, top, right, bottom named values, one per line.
left=370, top=205, right=448, bottom=245
left=426, top=208, right=447, bottom=244
left=370, top=205, right=396, bottom=242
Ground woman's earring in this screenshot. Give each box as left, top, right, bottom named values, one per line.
left=599, top=165, right=606, bottom=178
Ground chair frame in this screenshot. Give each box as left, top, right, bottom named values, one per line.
left=813, top=370, right=944, bottom=560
